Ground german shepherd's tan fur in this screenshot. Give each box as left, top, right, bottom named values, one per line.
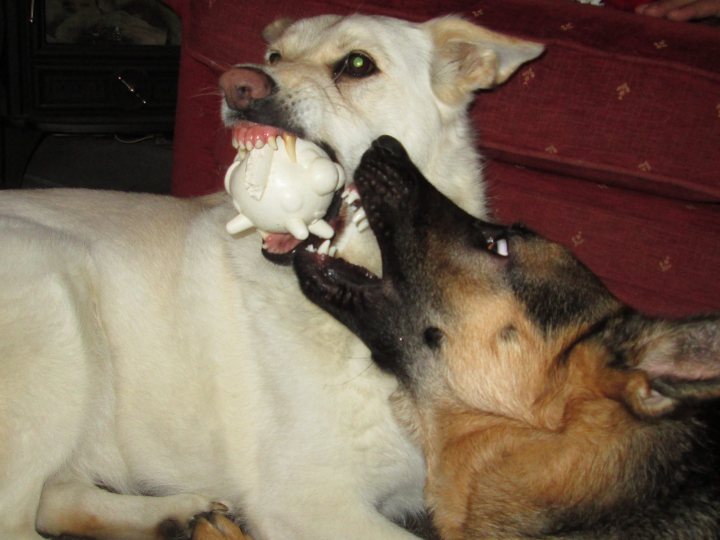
left=294, top=136, right=720, bottom=539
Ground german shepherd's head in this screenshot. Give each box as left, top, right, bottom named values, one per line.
left=294, top=136, right=720, bottom=539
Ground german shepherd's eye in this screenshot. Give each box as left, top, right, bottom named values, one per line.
left=267, top=51, right=282, bottom=65
left=423, top=326, right=444, bottom=350
left=333, top=52, right=377, bottom=79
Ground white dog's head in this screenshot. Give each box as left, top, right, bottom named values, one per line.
left=220, top=14, right=543, bottom=269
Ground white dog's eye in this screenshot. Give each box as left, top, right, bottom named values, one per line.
left=333, top=52, right=377, bottom=79
left=267, top=51, right=282, bottom=65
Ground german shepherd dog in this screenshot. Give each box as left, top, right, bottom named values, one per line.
left=294, top=136, right=720, bottom=539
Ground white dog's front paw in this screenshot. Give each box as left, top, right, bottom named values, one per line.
left=157, top=501, right=234, bottom=540
left=190, top=511, right=251, bottom=540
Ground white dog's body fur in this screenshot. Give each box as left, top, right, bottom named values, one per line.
left=0, top=14, right=542, bottom=540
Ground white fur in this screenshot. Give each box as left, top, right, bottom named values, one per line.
left=0, top=14, right=541, bottom=540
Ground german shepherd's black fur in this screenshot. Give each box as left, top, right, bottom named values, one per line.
left=294, top=136, right=720, bottom=539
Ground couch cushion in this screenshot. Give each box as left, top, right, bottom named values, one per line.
left=466, top=0, right=720, bottom=202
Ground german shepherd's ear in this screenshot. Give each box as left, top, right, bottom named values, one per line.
left=423, top=16, right=544, bottom=106
left=608, top=315, right=720, bottom=418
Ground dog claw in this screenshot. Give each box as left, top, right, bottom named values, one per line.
left=210, top=502, right=230, bottom=513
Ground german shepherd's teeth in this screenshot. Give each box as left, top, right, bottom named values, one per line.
left=344, top=191, right=361, bottom=206
left=317, top=239, right=331, bottom=256
left=352, top=207, right=366, bottom=223
left=496, top=238, right=509, bottom=257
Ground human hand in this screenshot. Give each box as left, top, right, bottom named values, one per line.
left=635, top=0, right=720, bottom=21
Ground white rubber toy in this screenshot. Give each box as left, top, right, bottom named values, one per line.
left=224, top=136, right=345, bottom=241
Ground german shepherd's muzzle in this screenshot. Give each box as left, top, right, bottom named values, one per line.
left=294, top=136, right=720, bottom=539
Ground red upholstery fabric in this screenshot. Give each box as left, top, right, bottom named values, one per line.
left=467, top=0, right=720, bottom=201
left=167, top=0, right=720, bottom=317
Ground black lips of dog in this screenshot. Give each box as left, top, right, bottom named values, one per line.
left=293, top=135, right=505, bottom=379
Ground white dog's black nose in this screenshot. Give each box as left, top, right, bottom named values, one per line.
left=220, top=67, right=274, bottom=110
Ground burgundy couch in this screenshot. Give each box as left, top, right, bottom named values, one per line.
left=164, top=0, right=720, bottom=318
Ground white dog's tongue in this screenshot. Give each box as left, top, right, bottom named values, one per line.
left=224, top=121, right=346, bottom=254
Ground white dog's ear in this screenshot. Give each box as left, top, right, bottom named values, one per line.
left=423, top=16, right=544, bottom=106
left=263, top=18, right=294, bottom=43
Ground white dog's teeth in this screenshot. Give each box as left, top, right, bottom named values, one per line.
left=245, top=140, right=254, bottom=152
left=254, top=139, right=265, bottom=149
left=356, top=219, right=370, bottom=232
left=306, top=244, right=317, bottom=253
left=231, top=137, right=240, bottom=149
left=317, top=239, right=331, bottom=255
left=282, top=133, right=297, bottom=163
left=237, top=148, right=248, bottom=161
left=268, top=137, right=278, bottom=151
left=329, top=246, right=338, bottom=257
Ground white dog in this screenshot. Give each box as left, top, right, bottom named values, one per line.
left=0, top=14, right=542, bottom=540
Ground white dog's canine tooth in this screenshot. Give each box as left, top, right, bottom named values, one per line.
left=317, top=239, right=331, bottom=255
left=282, top=133, right=297, bottom=163
left=268, top=137, right=278, bottom=151
left=308, top=219, right=335, bottom=239
left=329, top=246, right=338, bottom=257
